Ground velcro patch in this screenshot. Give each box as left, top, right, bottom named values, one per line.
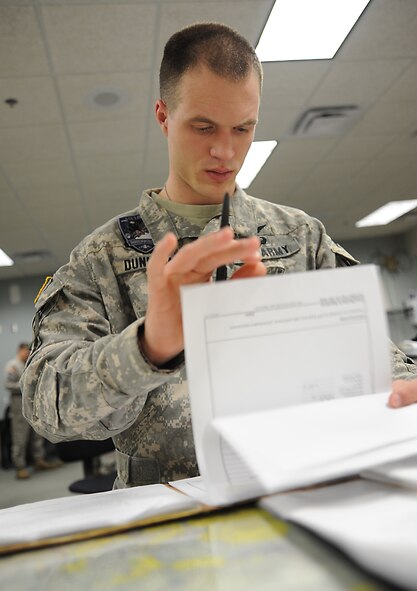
left=259, top=236, right=300, bottom=259
left=115, top=256, right=150, bottom=275
left=118, top=214, right=154, bottom=254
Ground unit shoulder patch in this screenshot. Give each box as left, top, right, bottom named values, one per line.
left=118, top=214, right=154, bottom=254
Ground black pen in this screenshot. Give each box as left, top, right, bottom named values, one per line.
left=215, top=192, right=230, bottom=282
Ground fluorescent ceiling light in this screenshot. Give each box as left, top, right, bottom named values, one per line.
left=237, top=140, right=277, bottom=189
left=256, top=0, right=371, bottom=61
left=0, top=248, right=14, bottom=267
left=356, top=200, right=417, bottom=228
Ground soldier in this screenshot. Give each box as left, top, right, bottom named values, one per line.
left=4, top=343, right=60, bottom=479
left=21, top=23, right=417, bottom=489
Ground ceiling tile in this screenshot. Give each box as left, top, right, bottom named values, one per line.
left=261, top=61, right=331, bottom=111
left=0, top=170, right=9, bottom=190
left=41, top=4, right=157, bottom=74
left=381, top=62, right=417, bottom=103
left=273, top=137, right=336, bottom=165
left=57, top=71, right=151, bottom=122
left=83, top=178, right=140, bottom=204
left=18, top=182, right=84, bottom=207
left=310, top=59, right=412, bottom=105
left=255, top=107, right=301, bottom=140
left=0, top=6, right=50, bottom=76
left=0, top=124, right=70, bottom=161
left=0, top=77, right=61, bottom=127
left=143, top=149, right=169, bottom=178
left=324, top=134, right=398, bottom=163
left=351, top=101, right=417, bottom=136
left=68, top=118, right=145, bottom=157
left=157, top=1, right=274, bottom=53
left=76, top=151, right=143, bottom=184
left=0, top=191, right=26, bottom=223
left=2, top=157, right=76, bottom=188
left=337, top=0, right=417, bottom=60
left=377, top=134, right=417, bottom=163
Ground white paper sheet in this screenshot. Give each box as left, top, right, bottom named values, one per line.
left=181, top=265, right=393, bottom=504
left=0, top=484, right=199, bottom=548
left=213, top=392, right=417, bottom=493
left=260, top=480, right=417, bottom=591
left=361, top=454, right=417, bottom=490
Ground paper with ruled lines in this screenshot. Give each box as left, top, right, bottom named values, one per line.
left=178, top=265, right=417, bottom=505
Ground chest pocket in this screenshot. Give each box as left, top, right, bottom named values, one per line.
left=259, top=235, right=300, bottom=274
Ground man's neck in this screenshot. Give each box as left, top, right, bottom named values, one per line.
left=161, top=181, right=234, bottom=205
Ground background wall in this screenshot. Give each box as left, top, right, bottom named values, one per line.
left=1, top=234, right=417, bottom=412
left=343, top=235, right=417, bottom=345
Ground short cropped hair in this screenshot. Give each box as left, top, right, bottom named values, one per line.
left=160, top=22, right=263, bottom=109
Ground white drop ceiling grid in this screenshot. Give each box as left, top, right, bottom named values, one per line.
left=0, top=0, right=417, bottom=279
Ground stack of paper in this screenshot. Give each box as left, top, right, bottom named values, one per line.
left=260, top=479, right=417, bottom=591
left=180, top=265, right=417, bottom=505
left=0, top=484, right=201, bottom=554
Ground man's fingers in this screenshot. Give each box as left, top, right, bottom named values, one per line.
left=388, top=379, right=417, bottom=408
left=167, top=228, right=261, bottom=277
left=147, top=232, right=178, bottom=278
left=231, top=261, right=267, bottom=280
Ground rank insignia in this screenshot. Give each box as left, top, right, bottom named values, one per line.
left=118, top=214, right=154, bottom=254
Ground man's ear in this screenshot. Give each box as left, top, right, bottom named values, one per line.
left=155, top=100, right=168, bottom=136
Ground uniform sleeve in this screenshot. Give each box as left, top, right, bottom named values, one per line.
left=314, top=220, right=359, bottom=268
left=21, top=247, right=182, bottom=443
left=390, top=341, right=417, bottom=381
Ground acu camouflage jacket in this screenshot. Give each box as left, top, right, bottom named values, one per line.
left=21, top=187, right=417, bottom=487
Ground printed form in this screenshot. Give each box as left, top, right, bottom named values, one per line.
left=178, top=265, right=417, bottom=505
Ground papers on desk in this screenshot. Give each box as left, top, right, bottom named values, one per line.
left=361, top=454, right=417, bottom=490
left=0, top=484, right=201, bottom=554
left=2, top=263, right=417, bottom=585
left=260, top=479, right=417, bottom=591
left=180, top=265, right=417, bottom=505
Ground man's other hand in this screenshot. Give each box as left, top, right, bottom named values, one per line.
left=388, top=379, right=417, bottom=408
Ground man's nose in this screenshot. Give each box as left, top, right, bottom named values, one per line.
left=209, top=131, right=235, bottom=161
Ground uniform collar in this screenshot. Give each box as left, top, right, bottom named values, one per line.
left=138, top=186, right=259, bottom=242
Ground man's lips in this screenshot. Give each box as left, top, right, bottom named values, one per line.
left=205, top=169, right=234, bottom=182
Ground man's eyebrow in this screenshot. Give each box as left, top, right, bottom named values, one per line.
left=189, top=116, right=258, bottom=126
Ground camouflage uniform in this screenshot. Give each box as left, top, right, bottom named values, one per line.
left=21, top=188, right=417, bottom=488
left=4, top=356, right=44, bottom=469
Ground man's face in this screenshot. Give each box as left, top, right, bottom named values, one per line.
left=157, top=64, right=260, bottom=204
left=19, top=347, right=30, bottom=363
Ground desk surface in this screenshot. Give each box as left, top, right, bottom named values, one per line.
left=0, top=505, right=396, bottom=591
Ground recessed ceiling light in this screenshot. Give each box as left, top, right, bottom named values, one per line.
left=237, top=140, right=277, bottom=189
left=0, top=248, right=14, bottom=267
left=256, top=0, right=371, bottom=61
left=356, top=200, right=417, bottom=227
left=85, top=87, right=129, bottom=110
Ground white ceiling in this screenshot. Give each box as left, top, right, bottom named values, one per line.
left=1, top=0, right=417, bottom=279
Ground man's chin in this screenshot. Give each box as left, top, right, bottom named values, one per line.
left=200, top=181, right=236, bottom=202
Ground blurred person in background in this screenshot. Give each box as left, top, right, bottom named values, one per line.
left=4, top=343, right=61, bottom=479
